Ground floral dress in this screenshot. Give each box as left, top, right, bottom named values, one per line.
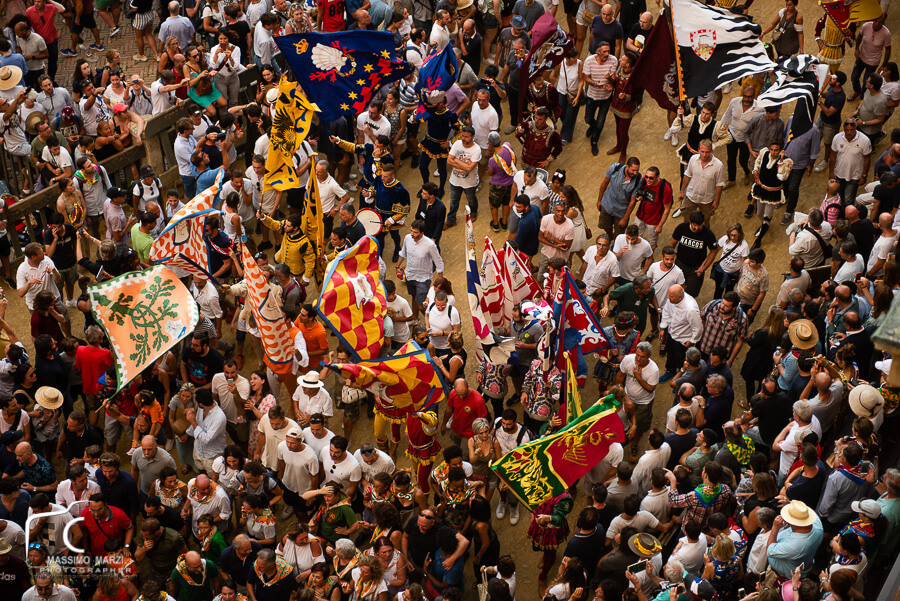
left=710, top=553, right=741, bottom=600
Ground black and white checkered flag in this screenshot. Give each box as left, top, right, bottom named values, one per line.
left=758, top=55, right=830, bottom=110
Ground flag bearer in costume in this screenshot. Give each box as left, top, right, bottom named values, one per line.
left=667, top=103, right=726, bottom=183
left=527, top=489, right=574, bottom=595
left=405, top=410, right=441, bottom=494
left=256, top=211, right=317, bottom=287
left=815, top=11, right=856, bottom=73
left=370, top=375, right=408, bottom=457
left=329, top=133, right=394, bottom=193
left=417, top=94, right=459, bottom=200
left=515, top=106, right=563, bottom=169
left=361, top=163, right=410, bottom=263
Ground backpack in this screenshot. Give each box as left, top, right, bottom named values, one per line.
left=130, top=177, right=162, bottom=205
left=492, top=416, right=535, bottom=447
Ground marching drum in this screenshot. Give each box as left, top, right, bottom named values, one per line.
left=357, top=208, right=384, bottom=236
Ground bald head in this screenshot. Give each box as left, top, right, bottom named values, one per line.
left=453, top=378, right=469, bottom=396
left=814, top=372, right=832, bottom=391
left=879, top=213, right=894, bottom=230
left=168, top=0, right=179, bottom=13
left=185, top=551, right=203, bottom=569
left=667, top=285, right=685, bottom=304
left=845, top=205, right=859, bottom=221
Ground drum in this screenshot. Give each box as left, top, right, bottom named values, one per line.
left=357, top=208, right=383, bottom=236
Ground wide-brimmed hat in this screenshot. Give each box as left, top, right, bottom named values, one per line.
left=35, top=386, right=64, bottom=410
left=510, top=15, right=526, bottom=29
left=781, top=500, right=817, bottom=527
left=298, top=370, right=324, bottom=389
left=0, top=66, right=22, bottom=91
left=851, top=499, right=882, bottom=519
left=25, top=111, right=46, bottom=136
left=0, top=538, right=11, bottom=555
left=628, top=533, right=662, bottom=558
left=788, top=319, right=818, bottom=350
left=456, top=0, right=474, bottom=10
left=849, top=384, right=884, bottom=417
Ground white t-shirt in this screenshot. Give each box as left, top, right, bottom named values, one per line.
left=387, top=294, right=413, bottom=343
left=612, top=235, right=653, bottom=281
left=778, top=418, right=823, bottom=478
left=276, top=441, right=320, bottom=493
left=619, top=353, right=659, bottom=405
left=320, top=451, right=363, bottom=493
left=646, top=262, right=685, bottom=307
left=581, top=245, right=620, bottom=295
left=211, top=455, right=243, bottom=490
left=426, top=302, right=461, bottom=349
left=716, top=236, right=750, bottom=274
left=606, top=510, right=660, bottom=541
left=356, top=112, right=392, bottom=141
left=353, top=448, right=396, bottom=483
left=470, top=102, right=499, bottom=149
left=257, top=415, right=300, bottom=470
left=150, top=80, right=177, bottom=114
left=0, top=409, right=30, bottom=435
left=672, top=533, right=708, bottom=575
left=210, top=373, right=251, bottom=424
left=79, top=96, right=109, bottom=136
left=41, top=146, right=74, bottom=174
left=834, top=253, right=865, bottom=283
left=16, top=256, right=61, bottom=310
left=448, top=140, right=482, bottom=188
left=302, top=427, right=335, bottom=458
left=867, top=233, right=898, bottom=276
left=513, top=170, right=550, bottom=205
left=317, top=174, right=348, bottom=213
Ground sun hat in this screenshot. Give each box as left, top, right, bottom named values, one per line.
left=298, top=370, right=325, bottom=389
left=0, top=66, right=22, bottom=91
left=788, top=319, right=818, bottom=350
left=35, top=386, right=64, bottom=410
left=25, top=112, right=46, bottom=136
left=0, top=538, right=11, bottom=555
left=456, top=0, right=474, bottom=9
left=848, top=384, right=884, bottom=417
left=851, top=499, right=882, bottom=519
left=781, top=500, right=817, bottom=527
left=628, top=533, right=662, bottom=558
left=510, top=15, right=526, bottom=29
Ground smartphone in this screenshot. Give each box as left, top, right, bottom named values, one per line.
left=627, top=560, right=647, bottom=574
left=738, top=588, right=746, bottom=598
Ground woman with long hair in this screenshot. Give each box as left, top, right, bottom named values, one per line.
left=563, top=184, right=588, bottom=264
left=98, top=50, right=123, bottom=89
left=158, top=35, right=181, bottom=78
left=56, top=178, right=86, bottom=229
left=390, top=470, right=428, bottom=527
left=383, top=90, right=408, bottom=166
left=278, top=522, right=325, bottom=581
left=467, top=418, right=497, bottom=500
left=861, top=283, right=892, bottom=328
left=284, top=4, right=314, bottom=34
left=92, top=572, right=138, bottom=601
left=740, top=472, right=779, bottom=534
left=201, top=0, right=226, bottom=45
left=168, top=382, right=198, bottom=474
left=240, top=492, right=277, bottom=547
left=103, top=71, right=128, bottom=106
left=547, top=557, right=587, bottom=601
left=606, top=52, right=639, bottom=162
left=183, top=44, right=227, bottom=118
left=256, top=64, right=279, bottom=105
left=438, top=332, right=467, bottom=383
left=344, top=555, right=388, bottom=601
left=210, top=29, right=241, bottom=106
left=244, top=370, right=276, bottom=453
left=11, top=363, right=37, bottom=412
left=711, top=223, right=749, bottom=299
left=72, top=59, right=94, bottom=101
left=741, top=306, right=785, bottom=395
left=427, top=276, right=456, bottom=306
left=468, top=495, right=500, bottom=581
left=149, top=465, right=189, bottom=512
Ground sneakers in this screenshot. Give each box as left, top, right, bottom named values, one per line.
left=670, top=133, right=679, bottom=147
left=433, top=169, right=439, bottom=177
left=663, top=130, right=671, bottom=141
left=495, top=500, right=508, bottom=519
left=60, top=49, right=77, bottom=57
left=491, top=221, right=500, bottom=232
left=723, top=82, right=733, bottom=94
left=671, top=206, right=682, bottom=219
left=350, top=173, right=358, bottom=179
left=126, top=447, right=136, bottom=456
left=346, top=181, right=357, bottom=192
left=90, top=43, right=104, bottom=51
left=109, top=26, right=121, bottom=37
left=813, top=160, right=827, bottom=173
left=659, top=370, right=675, bottom=383
left=280, top=504, right=294, bottom=519
left=77, top=44, right=87, bottom=50
left=509, top=505, right=520, bottom=525
left=744, top=203, right=755, bottom=218
left=66, top=299, right=76, bottom=308
left=504, top=125, right=516, bottom=135
left=132, top=54, right=145, bottom=61
left=780, top=212, right=794, bottom=226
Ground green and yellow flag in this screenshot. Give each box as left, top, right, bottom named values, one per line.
left=264, top=76, right=319, bottom=192
left=564, top=353, right=582, bottom=425
left=491, top=394, right=624, bottom=511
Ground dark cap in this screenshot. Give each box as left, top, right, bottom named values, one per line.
left=0, top=429, right=23, bottom=446
left=139, top=164, right=155, bottom=179
left=108, top=187, right=127, bottom=198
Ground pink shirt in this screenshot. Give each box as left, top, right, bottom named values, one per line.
left=857, top=21, right=891, bottom=66
left=582, top=54, right=617, bottom=101
left=540, top=213, right=575, bottom=260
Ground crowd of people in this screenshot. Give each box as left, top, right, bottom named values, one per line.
left=0, top=0, right=897, bottom=600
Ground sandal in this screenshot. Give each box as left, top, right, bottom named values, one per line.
left=180, top=465, right=193, bottom=475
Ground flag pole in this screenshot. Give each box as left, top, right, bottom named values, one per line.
left=665, top=0, right=688, bottom=103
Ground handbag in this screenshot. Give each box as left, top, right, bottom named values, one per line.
left=477, top=572, right=489, bottom=601
left=582, top=7, right=597, bottom=22
left=195, top=76, right=214, bottom=97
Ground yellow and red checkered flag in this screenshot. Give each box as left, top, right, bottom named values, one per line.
left=150, top=172, right=223, bottom=281
left=240, top=244, right=293, bottom=375
left=314, top=235, right=386, bottom=361
left=324, top=340, right=449, bottom=417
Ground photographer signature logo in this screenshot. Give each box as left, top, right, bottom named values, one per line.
left=25, top=507, right=86, bottom=554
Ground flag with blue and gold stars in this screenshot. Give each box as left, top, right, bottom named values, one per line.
left=275, top=31, right=412, bottom=123
left=413, top=44, right=457, bottom=120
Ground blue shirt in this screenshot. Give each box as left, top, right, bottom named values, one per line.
left=601, top=163, right=642, bottom=219
left=0, top=53, right=27, bottom=74
left=219, top=540, right=262, bottom=585
left=784, top=117, right=821, bottom=170
left=95, top=469, right=140, bottom=516
left=515, top=205, right=542, bottom=256
left=192, top=166, right=224, bottom=204
left=766, top=516, right=823, bottom=578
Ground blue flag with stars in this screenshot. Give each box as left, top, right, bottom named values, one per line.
left=275, top=31, right=413, bottom=123
left=414, top=44, right=458, bottom=120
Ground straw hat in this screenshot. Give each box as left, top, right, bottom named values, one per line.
left=25, top=111, right=46, bottom=136
left=0, top=538, right=11, bottom=555
left=780, top=500, right=817, bottom=527
left=298, top=370, right=325, bottom=389
left=35, top=386, right=64, bottom=410
left=848, top=384, right=884, bottom=418
left=0, top=66, right=22, bottom=91
left=456, top=0, right=474, bottom=10
left=627, top=533, right=662, bottom=558
left=788, top=319, right=818, bottom=350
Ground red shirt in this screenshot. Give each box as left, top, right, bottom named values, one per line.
left=447, top=389, right=488, bottom=438
left=80, top=504, right=132, bottom=556
left=25, top=5, right=59, bottom=43
left=317, top=0, right=346, bottom=31
left=635, top=178, right=674, bottom=226
left=76, top=345, right=114, bottom=395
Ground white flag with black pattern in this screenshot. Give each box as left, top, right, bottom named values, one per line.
left=757, top=54, right=831, bottom=110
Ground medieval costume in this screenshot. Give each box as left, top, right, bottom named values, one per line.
left=515, top=118, right=563, bottom=168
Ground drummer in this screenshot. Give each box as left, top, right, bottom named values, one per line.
left=329, top=132, right=394, bottom=192
left=360, top=162, right=410, bottom=263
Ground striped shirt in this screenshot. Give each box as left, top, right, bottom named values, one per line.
left=582, top=54, right=617, bottom=101
left=399, top=79, right=418, bottom=111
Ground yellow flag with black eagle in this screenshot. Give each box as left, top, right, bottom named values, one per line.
left=263, top=76, right=319, bottom=192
